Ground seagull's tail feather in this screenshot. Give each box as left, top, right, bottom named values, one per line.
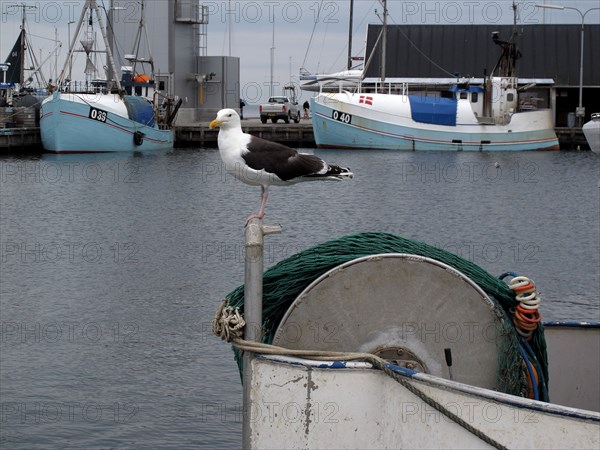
left=323, top=164, right=354, bottom=180
left=302, top=163, right=353, bottom=181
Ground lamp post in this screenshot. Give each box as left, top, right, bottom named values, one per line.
left=536, top=4, right=600, bottom=126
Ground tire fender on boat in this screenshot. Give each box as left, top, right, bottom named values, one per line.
left=133, top=131, right=145, bottom=146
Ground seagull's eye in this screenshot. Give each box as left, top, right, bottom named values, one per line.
left=227, top=114, right=232, bottom=117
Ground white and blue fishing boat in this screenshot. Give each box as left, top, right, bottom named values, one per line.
left=40, top=0, right=176, bottom=153
left=311, top=2, right=559, bottom=152
left=213, top=229, right=599, bottom=449
left=41, top=92, right=173, bottom=153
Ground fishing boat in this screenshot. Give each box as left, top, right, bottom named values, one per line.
left=583, top=113, right=600, bottom=153
left=40, top=0, right=176, bottom=153
left=213, top=229, right=599, bottom=449
left=310, top=1, right=559, bottom=152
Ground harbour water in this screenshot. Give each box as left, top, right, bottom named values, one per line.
left=1, top=148, right=599, bottom=449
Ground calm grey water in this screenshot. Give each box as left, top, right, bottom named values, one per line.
left=1, top=148, right=599, bottom=449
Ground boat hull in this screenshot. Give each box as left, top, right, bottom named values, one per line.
left=40, top=92, right=173, bottom=153
left=311, top=93, right=560, bottom=151
left=582, top=114, right=600, bottom=153
left=248, top=353, right=599, bottom=449
left=247, top=323, right=599, bottom=450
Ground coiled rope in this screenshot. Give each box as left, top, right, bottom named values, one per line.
left=500, top=273, right=547, bottom=401
left=508, top=275, right=542, bottom=340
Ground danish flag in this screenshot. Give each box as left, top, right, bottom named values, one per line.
left=359, top=95, right=373, bottom=106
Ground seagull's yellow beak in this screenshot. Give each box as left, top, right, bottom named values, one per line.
left=209, top=118, right=222, bottom=129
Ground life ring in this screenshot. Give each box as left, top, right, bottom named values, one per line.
left=133, top=131, right=144, bottom=146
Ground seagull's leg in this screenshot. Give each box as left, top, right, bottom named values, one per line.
left=245, top=185, right=269, bottom=225
left=257, top=185, right=269, bottom=217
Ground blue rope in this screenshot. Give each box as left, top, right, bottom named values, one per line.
left=518, top=342, right=539, bottom=400
left=520, top=337, right=549, bottom=402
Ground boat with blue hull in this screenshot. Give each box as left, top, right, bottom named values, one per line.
left=311, top=84, right=559, bottom=152
left=40, top=0, right=176, bottom=154
left=311, top=1, right=559, bottom=152
left=41, top=92, right=173, bottom=153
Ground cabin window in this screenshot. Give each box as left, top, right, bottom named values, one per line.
left=507, top=93, right=514, bottom=102
left=459, top=92, right=468, bottom=100
left=471, top=92, right=478, bottom=103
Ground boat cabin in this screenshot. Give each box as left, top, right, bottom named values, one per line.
left=120, top=66, right=157, bottom=98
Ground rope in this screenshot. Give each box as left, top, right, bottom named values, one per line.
left=301, top=0, right=326, bottom=70
left=212, top=300, right=245, bottom=342
left=1, top=97, right=45, bottom=123
left=213, top=301, right=507, bottom=450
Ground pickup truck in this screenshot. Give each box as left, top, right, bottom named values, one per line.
left=259, top=96, right=301, bottom=124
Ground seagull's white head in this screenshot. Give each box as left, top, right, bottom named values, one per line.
left=209, top=108, right=241, bottom=130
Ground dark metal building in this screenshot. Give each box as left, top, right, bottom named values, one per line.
left=365, top=25, right=600, bottom=126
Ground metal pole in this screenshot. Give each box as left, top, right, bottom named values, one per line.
left=578, top=17, right=584, bottom=127
left=536, top=4, right=600, bottom=126
left=381, top=0, right=387, bottom=83
left=54, top=28, right=58, bottom=82
left=347, top=0, right=354, bottom=70
left=228, top=0, right=232, bottom=57
left=67, top=21, right=75, bottom=81
left=242, top=219, right=281, bottom=448
left=270, top=10, right=275, bottom=97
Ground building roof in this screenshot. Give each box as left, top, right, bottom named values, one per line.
left=364, top=24, right=600, bottom=87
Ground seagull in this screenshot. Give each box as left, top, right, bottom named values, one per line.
left=209, top=108, right=353, bottom=224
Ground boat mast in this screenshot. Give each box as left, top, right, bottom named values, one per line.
left=269, top=9, right=275, bottom=97
left=14, top=4, right=36, bottom=84
left=347, top=0, right=354, bottom=70
left=19, top=8, right=25, bottom=85
left=491, top=0, right=521, bottom=78
left=56, top=0, right=122, bottom=92
left=129, top=0, right=155, bottom=78
left=381, top=0, right=387, bottom=82
left=91, top=0, right=121, bottom=91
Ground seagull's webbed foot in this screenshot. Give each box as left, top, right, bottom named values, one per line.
left=245, top=212, right=265, bottom=227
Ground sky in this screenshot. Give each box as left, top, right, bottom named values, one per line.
left=1, top=0, right=599, bottom=104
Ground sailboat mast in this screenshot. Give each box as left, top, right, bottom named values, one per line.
left=381, top=0, right=387, bottom=82
left=347, top=0, right=354, bottom=70
left=19, top=10, right=25, bottom=84
left=17, top=4, right=36, bottom=84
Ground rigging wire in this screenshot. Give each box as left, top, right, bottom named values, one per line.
left=100, top=0, right=125, bottom=79
left=324, top=0, right=376, bottom=73
left=385, top=9, right=458, bottom=78
left=301, top=0, right=325, bottom=70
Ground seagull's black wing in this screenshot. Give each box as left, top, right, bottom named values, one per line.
left=242, top=135, right=326, bottom=181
